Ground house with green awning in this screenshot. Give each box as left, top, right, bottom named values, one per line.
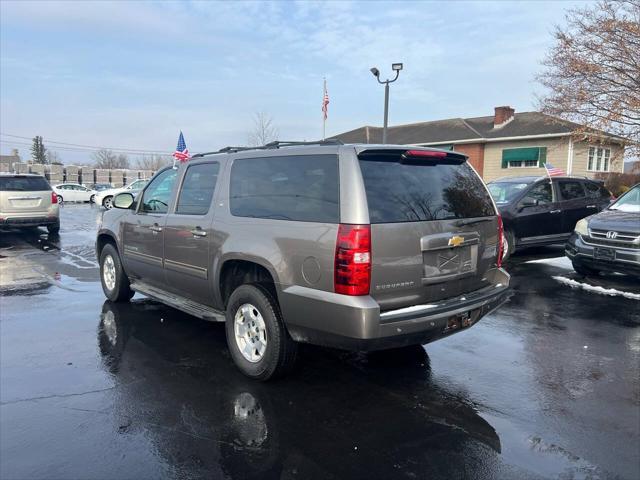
left=331, top=106, right=626, bottom=181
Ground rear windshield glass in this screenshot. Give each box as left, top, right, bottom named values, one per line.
left=487, top=182, right=530, bottom=204
left=0, top=176, right=51, bottom=192
left=230, top=154, right=339, bottom=223
left=359, top=157, right=495, bottom=223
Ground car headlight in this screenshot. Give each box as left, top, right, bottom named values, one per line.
left=574, top=218, right=589, bottom=236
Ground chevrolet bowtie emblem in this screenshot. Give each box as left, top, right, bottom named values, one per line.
left=448, top=235, right=465, bottom=247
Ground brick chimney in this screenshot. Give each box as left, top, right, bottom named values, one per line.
left=494, top=106, right=515, bottom=128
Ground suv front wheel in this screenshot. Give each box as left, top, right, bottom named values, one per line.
left=100, top=244, right=134, bottom=302
left=225, top=284, right=297, bottom=381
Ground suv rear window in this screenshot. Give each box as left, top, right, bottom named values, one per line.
left=230, top=155, right=339, bottom=223
left=359, top=154, right=495, bottom=223
left=0, top=176, right=51, bottom=191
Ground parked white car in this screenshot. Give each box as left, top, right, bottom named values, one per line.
left=53, top=183, right=96, bottom=203
left=94, top=179, right=149, bottom=209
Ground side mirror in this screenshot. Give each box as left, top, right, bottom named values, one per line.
left=113, top=192, right=135, bottom=210
left=520, top=197, right=539, bottom=208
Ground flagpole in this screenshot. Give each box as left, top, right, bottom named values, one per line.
left=322, top=77, right=326, bottom=141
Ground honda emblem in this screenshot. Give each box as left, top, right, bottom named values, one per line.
left=605, top=231, right=618, bottom=239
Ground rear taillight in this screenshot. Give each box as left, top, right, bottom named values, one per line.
left=334, top=224, right=371, bottom=296
left=51, top=192, right=58, bottom=204
left=496, top=215, right=504, bottom=268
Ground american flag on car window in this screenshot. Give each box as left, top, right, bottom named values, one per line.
left=544, top=163, right=565, bottom=177
left=173, top=131, right=190, bottom=163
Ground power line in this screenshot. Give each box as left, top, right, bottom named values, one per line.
left=0, top=133, right=173, bottom=155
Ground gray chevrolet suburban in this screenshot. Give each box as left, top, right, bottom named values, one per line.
left=96, top=142, right=510, bottom=380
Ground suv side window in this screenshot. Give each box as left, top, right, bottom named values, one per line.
left=527, top=182, right=552, bottom=205
left=176, top=162, right=220, bottom=215
left=140, top=169, right=178, bottom=214
left=230, top=154, right=339, bottom=223
left=558, top=181, right=585, bottom=200
left=584, top=181, right=609, bottom=199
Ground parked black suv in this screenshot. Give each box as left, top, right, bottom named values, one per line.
left=487, top=176, right=611, bottom=260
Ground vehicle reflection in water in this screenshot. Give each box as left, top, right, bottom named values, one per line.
left=0, top=227, right=61, bottom=296
left=98, top=300, right=502, bottom=479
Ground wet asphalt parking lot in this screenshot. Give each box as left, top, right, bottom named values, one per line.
left=1, top=204, right=639, bottom=480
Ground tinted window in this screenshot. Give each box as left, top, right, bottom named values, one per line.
left=584, top=181, right=609, bottom=199
left=230, top=155, right=339, bottom=223
left=176, top=163, right=220, bottom=215
left=141, top=169, right=178, bottom=213
left=359, top=157, right=495, bottom=223
left=0, top=176, right=51, bottom=191
left=526, top=182, right=553, bottom=204
left=558, top=181, right=585, bottom=200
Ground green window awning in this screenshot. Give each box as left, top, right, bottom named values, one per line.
left=501, top=147, right=547, bottom=168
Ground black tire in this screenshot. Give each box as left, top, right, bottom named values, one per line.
left=99, top=243, right=133, bottom=302
left=103, top=196, right=114, bottom=209
left=502, top=229, right=516, bottom=262
left=225, top=284, right=297, bottom=381
left=90, top=194, right=96, bottom=203
left=56, top=194, right=63, bottom=203
left=47, top=222, right=60, bottom=235
left=572, top=261, right=599, bottom=277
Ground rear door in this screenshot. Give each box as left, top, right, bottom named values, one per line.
left=0, top=176, right=53, bottom=215
left=358, top=150, right=498, bottom=312
left=584, top=181, right=611, bottom=212
left=163, top=161, right=222, bottom=305
left=557, top=180, right=589, bottom=233
left=121, top=168, right=178, bottom=285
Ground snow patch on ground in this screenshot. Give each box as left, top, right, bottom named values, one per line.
left=552, top=276, right=640, bottom=300
left=526, top=256, right=573, bottom=269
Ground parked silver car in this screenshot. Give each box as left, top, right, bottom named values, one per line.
left=94, top=179, right=148, bottom=209
left=0, top=173, right=60, bottom=234
left=96, top=142, right=510, bottom=380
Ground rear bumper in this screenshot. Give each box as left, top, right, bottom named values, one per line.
left=281, top=268, right=511, bottom=351
left=0, top=215, right=59, bottom=228
left=565, top=233, right=640, bottom=276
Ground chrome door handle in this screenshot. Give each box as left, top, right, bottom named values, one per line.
left=149, top=225, right=163, bottom=233
left=190, top=228, right=207, bottom=237
left=586, top=205, right=597, bottom=209
left=550, top=209, right=561, bottom=214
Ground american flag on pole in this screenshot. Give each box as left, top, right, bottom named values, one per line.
left=322, top=80, right=329, bottom=120
left=173, top=131, right=190, bottom=163
left=544, top=163, right=565, bottom=177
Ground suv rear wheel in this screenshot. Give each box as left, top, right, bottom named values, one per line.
left=225, top=284, right=297, bottom=381
left=100, top=244, right=133, bottom=302
left=47, top=221, right=60, bottom=235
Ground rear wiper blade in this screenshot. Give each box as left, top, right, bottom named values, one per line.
left=454, top=217, right=492, bottom=227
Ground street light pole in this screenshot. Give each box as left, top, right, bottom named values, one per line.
left=370, top=63, right=403, bottom=144
left=383, top=81, right=390, bottom=144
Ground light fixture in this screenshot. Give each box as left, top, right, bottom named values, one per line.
left=392, top=63, right=403, bottom=71
left=370, top=67, right=380, bottom=77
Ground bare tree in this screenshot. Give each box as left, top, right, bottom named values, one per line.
left=247, top=112, right=279, bottom=147
left=536, top=0, right=640, bottom=157
left=92, top=149, right=130, bottom=169
left=46, top=150, right=62, bottom=165
left=136, top=154, right=172, bottom=171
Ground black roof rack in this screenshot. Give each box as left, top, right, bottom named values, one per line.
left=191, top=139, right=343, bottom=158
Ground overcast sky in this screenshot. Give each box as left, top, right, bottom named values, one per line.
left=0, top=0, right=586, bottom=164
